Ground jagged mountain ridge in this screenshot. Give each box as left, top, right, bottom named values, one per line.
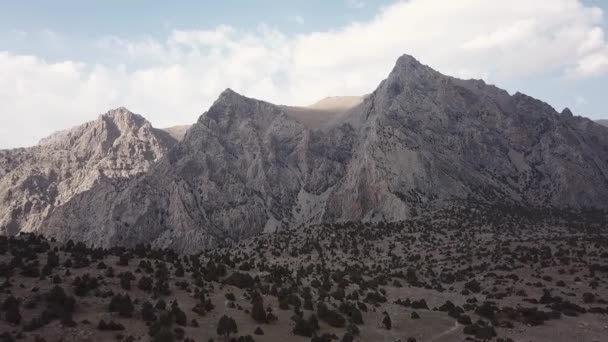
left=4, top=54, right=608, bottom=252
left=0, top=107, right=178, bottom=235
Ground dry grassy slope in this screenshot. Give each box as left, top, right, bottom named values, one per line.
left=160, top=125, right=191, bottom=142
left=1, top=204, right=607, bottom=342
left=282, top=96, right=366, bottom=129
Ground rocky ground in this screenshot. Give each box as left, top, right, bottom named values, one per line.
left=1, top=203, right=607, bottom=342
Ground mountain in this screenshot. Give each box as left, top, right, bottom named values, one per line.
left=161, top=125, right=191, bottom=141
left=5, top=54, right=608, bottom=252
left=0, top=107, right=177, bottom=235
left=596, top=119, right=608, bottom=127
left=282, top=95, right=367, bottom=128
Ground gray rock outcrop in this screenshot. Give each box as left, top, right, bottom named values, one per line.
left=0, top=107, right=177, bottom=235
left=4, top=55, right=608, bottom=252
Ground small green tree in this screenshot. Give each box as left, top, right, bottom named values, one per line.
left=216, top=315, right=237, bottom=339
left=251, top=297, right=267, bottom=323
left=382, top=313, right=392, bottom=330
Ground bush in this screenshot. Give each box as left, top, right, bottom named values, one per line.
left=21, top=285, right=78, bottom=330
left=171, top=302, right=187, bottom=326
left=152, top=329, right=175, bottom=342
left=251, top=297, right=267, bottom=323
left=98, top=320, right=125, bottom=331
left=142, top=301, right=157, bottom=322
left=118, top=253, right=130, bottom=266
left=338, top=302, right=363, bottom=324
left=155, top=299, right=167, bottom=310
left=582, top=292, right=595, bottom=304
left=463, top=321, right=496, bottom=340
left=224, top=272, right=255, bottom=289
left=217, top=315, right=238, bottom=338
left=138, top=276, right=153, bottom=292
left=410, top=299, right=428, bottom=310
left=464, top=279, right=481, bottom=293
left=3, top=295, right=21, bottom=324
left=382, top=314, right=392, bottom=330
left=109, top=294, right=134, bottom=318
left=292, top=315, right=319, bottom=337
left=119, top=272, right=135, bottom=290
left=317, top=303, right=345, bottom=328
left=72, top=274, right=99, bottom=296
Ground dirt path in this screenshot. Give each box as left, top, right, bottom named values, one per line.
left=424, top=322, right=461, bottom=342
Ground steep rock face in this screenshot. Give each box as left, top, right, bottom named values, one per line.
left=322, top=56, right=608, bottom=222
left=27, top=55, right=608, bottom=252
left=0, top=108, right=177, bottom=235
left=41, top=91, right=358, bottom=251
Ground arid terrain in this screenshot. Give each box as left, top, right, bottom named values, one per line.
left=1, top=203, right=607, bottom=342
left=2, top=1, right=608, bottom=341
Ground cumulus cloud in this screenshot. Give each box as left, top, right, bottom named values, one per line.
left=1, top=0, right=608, bottom=148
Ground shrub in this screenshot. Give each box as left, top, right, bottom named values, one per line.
left=98, top=320, right=125, bottom=331
left=138, top=276, right=153, bottom=292
left=2, top=295, right=21, bottom=324
left=251, top=297, right=267, bottom=323
left=216, top=315, right=238, bottom=338
left=382, top=314, right=392, bottom=330
left=292, top=315, right=319, bottom=337
left=142, top=301, right=157, bottom=322
left=109, top=294, right=134, bottom=318
left=72, top=274, right=99, bottom=296
left=171, top=302, right=187, bottom=326
left=317, top=303, right=345, bottom=328
left=338, top=302, right=363, bottom=325
left=464, top=279, right=481, bottom=293
left=224, top=272, right=255, bottom=289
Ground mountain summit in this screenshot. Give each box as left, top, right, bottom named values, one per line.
left=3, top=54, right=608, bottom=252
left=0, top=108, right=177, bottom=235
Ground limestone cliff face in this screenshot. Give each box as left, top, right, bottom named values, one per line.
left=325, top=55, right=608, bottom=220
left=0, top=107, right=177, bottom=235
left=6, top=55, right=608, bottom=252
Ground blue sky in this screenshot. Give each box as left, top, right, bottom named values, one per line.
left=1, top=0, right=607, bottom=148
left=0, top=1, right=390, bottom=37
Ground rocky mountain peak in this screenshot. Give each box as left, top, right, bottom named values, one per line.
left=38, top=107, right=156, bottom=152
left=386, top=54, right=438, bottom=85
left=200, top=88, right=291, bottom=134
left=0, top=107, right=177, bottom=235
left=4, top=54, right=608, bottom=253
left=99, top=106, right=149, bottom=131
left=394, top=53, right=424, bottom=69
left=561, top=107, right=574, bottom=117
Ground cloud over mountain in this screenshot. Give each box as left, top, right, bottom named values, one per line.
left=1, top=0, right=607, bottom=148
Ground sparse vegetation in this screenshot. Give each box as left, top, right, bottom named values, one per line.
left=0, top=205, right=607, bottom=341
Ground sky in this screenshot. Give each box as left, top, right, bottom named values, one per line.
left=1, top=0, right=608, bottom=148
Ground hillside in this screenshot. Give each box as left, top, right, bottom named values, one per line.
left=31, top=55, right=608, bottom=253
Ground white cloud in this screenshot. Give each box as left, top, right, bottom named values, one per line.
left=568, top=48, right=608, bottom=78
left=1, top=0, right=608, bottom=148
